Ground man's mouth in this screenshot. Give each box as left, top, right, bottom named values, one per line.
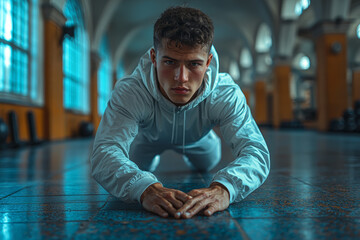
left=172, top=87, right=190, bottom=94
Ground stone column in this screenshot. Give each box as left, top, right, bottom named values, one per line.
left=311, top=21, right=349, bottom=131
left=272, top=58, right=293, bottom=128
left=242, top=88, right=251, bottom=107
left=352, top=67, right=360, bottom=106
left=90, top=51, right=101, bottom=132
left=254, top=80, right=268, bottom=125
left=42, top=3, right=66, bottom=140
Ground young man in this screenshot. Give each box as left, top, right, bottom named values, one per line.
left=91, top=6, right=270, bottom=219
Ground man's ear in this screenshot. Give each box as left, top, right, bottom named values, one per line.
left=150, top=48, right=157, bottom=67
left=206, top=54, right=213, bottom=68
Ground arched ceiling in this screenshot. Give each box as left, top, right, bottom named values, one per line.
left=82, top=0, right=360, bottom=78
left=89, top=0, right=276, bottom=72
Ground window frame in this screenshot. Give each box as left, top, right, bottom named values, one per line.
left=0, top=0, right=40, bottom=106
left=62, top=0, right=90, bottom=114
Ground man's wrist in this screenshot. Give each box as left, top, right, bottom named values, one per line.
left=210, top=182, right=230, bottom=199
left=140, top=182, right=162, bottom=203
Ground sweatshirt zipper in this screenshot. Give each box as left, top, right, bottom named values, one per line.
left=171, top=106, right=183, bottom=145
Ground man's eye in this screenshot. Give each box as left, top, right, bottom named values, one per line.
left=190, top=62, right=201, bottom=67
left=164, top=60, right=174, bottom=65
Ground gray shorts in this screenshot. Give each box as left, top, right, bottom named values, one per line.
left=129, top=130, right=222, bottom=172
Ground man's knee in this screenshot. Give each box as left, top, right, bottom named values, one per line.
left=186, top=140, right=222, bottom=172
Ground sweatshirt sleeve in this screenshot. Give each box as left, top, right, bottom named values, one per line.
left=90, top=80, right=160, bottom=203
left=210, top=82, right=270, bottom=204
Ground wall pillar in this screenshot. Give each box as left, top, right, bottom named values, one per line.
left=90, top=51, right=101, bottom=132
left=42, top=4, right=66, bottom=140
left=272, top=60, right=293, bottom=128
left=313, top=22, right=349, bottom=131
left=254, top=80, right=268, bottom=125
left=352, top=68, right=360, bottom=106
left=242, top=88, right=251, bottom=106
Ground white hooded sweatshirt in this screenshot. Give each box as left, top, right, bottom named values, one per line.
left=91, top=46, right=270, bottom=204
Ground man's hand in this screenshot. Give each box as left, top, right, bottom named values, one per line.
left=175, top=182, right=230, bottom=219
left=140, top=183, right=192, bottom=218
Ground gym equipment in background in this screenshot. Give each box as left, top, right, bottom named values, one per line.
left=355, top=100, right=360, bottom=132
left=27, top=111, right=44, bottom=145
left=0, top=118, right=9, bottom=149
left=329, top=118, right=345, bottom=132
left=8, top=111, right=26, bottom=148
left=343, top=109, right=357, bottom=132
left=79, top=121, right=94, bottom=137
left=280, top=120, right=304, bottom=129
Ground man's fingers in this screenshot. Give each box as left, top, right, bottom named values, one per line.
left=165, top=196, right=183, bottom=209
left=161, top=191, right=185, bottom=208
left=175, top=190, right=192, bottom=203
left=183, top=198, right=211, bottom=219
left=151, top=205, right=169, bottom=218
left=204, top=204, right=218, bottom=216
left=176, top=193, right=207, bottom=216
left=158, top=199, right=177, bottom=216
left=187, top=189, right=203, bottom=197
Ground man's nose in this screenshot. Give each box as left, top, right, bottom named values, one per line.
left=174, top=65, right=189, bottom=82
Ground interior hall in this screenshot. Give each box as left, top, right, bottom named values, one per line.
left=0, top=0, right=360, bottom=239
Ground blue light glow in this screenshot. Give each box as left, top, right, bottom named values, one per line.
left=300, top=55, right=310, bottom=70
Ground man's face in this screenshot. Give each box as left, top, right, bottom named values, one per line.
left=151, top=40, right=213, bottom=106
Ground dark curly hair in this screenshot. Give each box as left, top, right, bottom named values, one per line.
left=153, top=6, right=214, bottom=53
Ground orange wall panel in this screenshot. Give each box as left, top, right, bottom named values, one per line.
left=272, top=65, right=293, bottom=128
left=352, top=71, right=360, bottom=105
left=254, top=81, right=267, bottom=124
left=316, top=34, right=347, bottom=131
left=43, top=20, right=66, bottom=140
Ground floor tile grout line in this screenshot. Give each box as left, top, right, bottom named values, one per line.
left=0, top=209, right=103, bottom=214
left=227, top=216, right=360, bottom=220
left=0, top=220, right=94, bottom=224
left=277, top=173, right=339, bottom=194
left=72, top=195, right=111, bottom=237
left=0, top=152, right=90, bottom=202
left=6, top=194, right=109, bottom=197
left=0, top=185, right=32, bottom=201
left=2, top=216, right=360, bottom=225
left=227, top=211, right=251, bottom=240
left=0, top=201, right=111, bottom=205
left=46, top=161, right=90, bottom=181
left=286, top=175, right=357, bottom=214
left=291, top=176, right=346, bottom=196
left=199, top=172, right=251, bottom=239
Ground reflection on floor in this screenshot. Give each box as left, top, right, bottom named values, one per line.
left=0, top=128, right=360, bottom=239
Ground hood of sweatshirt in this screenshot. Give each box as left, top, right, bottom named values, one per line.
left=134, top=45, right=220, bottom=112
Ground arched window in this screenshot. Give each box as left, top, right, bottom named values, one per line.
left=295, top=0, right=310, bottom=16
left=240, top=48, right=253, bottom=68
left=255, top=24, right=272, bottom=53
left=229, top=61, right=240, bottom=81
left=282, top=0, right=310, bottom=19
left=63, top=0, right=90, bottom=113
left=98, top=36, right=112, bottom=115
left=0, top=0, right=40, bottom=103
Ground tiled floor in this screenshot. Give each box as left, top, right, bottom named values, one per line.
left=0, top=128, right=360, bottom=239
